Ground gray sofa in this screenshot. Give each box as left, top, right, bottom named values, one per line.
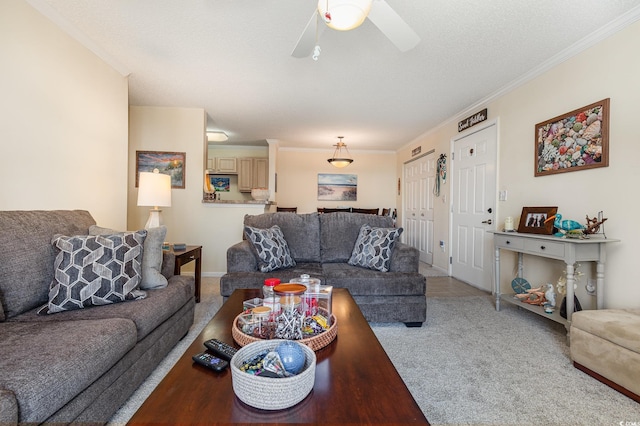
left=220, top=212, right=426, bottom=326
left=0, top=210, right=195, bottom=425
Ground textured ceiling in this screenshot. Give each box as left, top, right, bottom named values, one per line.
left=32, top=0, right=640, bottom=150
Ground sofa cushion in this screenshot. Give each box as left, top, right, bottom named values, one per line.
left=90, top=225, right=168, bottom=289
left=348, top=224, right=403, bottom=272
left=0, top=318, right=137, bottom=423
left=322, top=263, right=426, bottom=296
left=13, top=274, right=194, bottom=341
left=244, top=225, right=296, bottom=272
left=244, top=213, right=321, bottom=262
left=41, top=232, right=147, bottom=314
left=220, top=263, right=324, bottom=297
left=0, top=210, right=97, bottom=320
left=320, top=212, right=394, bottom=263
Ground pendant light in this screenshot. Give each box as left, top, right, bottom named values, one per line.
left=327, top=136, right=353, bottom=168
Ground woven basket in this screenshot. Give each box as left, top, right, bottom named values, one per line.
left=232, top=313, right=338, bottom=351
left=230, top=340, right=316, bottom=410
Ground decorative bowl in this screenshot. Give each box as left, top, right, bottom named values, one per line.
left=251, top=188, right=270, bottom=201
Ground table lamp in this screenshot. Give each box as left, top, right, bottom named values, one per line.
left=137, top=169, right=172, bottom=229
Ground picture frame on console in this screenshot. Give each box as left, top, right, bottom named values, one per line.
left=517, top=206, right=558, bottom=235
left=534, top=98, right=609, bottom=177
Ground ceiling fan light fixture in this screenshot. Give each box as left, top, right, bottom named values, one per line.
left=318, top=0, right=373, bottom=31
left=327, top=137, right=354, bottom=168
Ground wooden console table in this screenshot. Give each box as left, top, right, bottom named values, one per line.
left=493, top=231, right=619, bottom=329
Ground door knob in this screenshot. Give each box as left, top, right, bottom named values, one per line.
left=482, top=219, right=492, bottom=224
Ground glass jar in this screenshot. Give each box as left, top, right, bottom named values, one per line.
left=263, top=278, right=280, bottom=300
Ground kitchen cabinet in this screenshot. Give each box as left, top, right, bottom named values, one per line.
left=238, top=157, right=268, bottom=192
left=207, top=157, right=237, bottom=174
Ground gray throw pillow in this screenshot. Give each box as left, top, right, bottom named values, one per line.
left=348, top=224, right=403, bottom=272
left=244, top=225, right=296, bottom=272
left=41, top=231, right=148, bottom=314
left=90, top=225, right=168, bottom=289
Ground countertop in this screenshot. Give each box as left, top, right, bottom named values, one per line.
left=202, top=199, right=274, bottom=205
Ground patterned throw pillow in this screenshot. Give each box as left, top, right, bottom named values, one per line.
left=41, top=231, right=148, bottom=314
left=348, top=224, right=404, bottom=272
left=89, top=225, right=168, bottom=289
left=244, top=225, right=296, bottom=272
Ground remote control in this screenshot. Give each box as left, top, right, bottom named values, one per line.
left=204, top=338, right=238, bottom=361
left=192, top=352, right=229, bottom=371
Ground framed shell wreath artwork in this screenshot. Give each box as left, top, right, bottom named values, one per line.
left=534, top=98, right=609, bottom=177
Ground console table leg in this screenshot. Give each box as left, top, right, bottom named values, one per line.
left=495, top=247, right=501, bottom=311
left=566, top=262, right=575, bottom=323
left=596, top=261, right=605, bottom=310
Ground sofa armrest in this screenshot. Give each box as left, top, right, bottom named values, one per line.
left=227, top=240, right=259, bottom=273
left=0, top=389, right=18, bottom=425
left=389, top=242, right=419, bottom=273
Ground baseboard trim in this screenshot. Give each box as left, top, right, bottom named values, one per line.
left=573, top=361, right=640, bottom=404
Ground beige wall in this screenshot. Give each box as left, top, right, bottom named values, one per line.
left=128, top=106, right=269, bottom=275
left=0, top=0, right=128, bottom=228
left=398, top=20, right=640, bottom=309
left=276, top=148, right=397, bottom=214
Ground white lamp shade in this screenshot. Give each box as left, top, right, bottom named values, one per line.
left=137, top=171, right=172, bottom=207
left=318, top=0, right=372, bottom=31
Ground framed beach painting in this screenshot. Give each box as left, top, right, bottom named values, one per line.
left=136, top=151, right=186, bottom=188
left=534, top=98, right=609, bottom=177
left=317, top=174, right=357, bottom=201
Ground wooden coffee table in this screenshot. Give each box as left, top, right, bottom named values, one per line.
left=128, top=288, right=429, bottom=425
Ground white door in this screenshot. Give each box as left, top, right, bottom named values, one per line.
left=451, top=122, right=497, bottom=291
left=403, top=152, right=435, bottom=264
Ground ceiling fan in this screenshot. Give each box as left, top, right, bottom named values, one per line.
left=291, top=0, right=420, bottom=59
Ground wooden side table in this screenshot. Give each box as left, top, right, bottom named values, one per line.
left=170, top=245, right=202, bottom=303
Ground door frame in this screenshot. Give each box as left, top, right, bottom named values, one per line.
left=447, top=118, right=500, bottom=280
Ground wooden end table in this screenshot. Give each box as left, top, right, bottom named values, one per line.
left=128, top=288, right=429, bottom=425
left=169, top=245, right=202, bottom=303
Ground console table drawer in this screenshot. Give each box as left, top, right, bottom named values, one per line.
left=523, top=239, right=564, bottom=257
left=494, top=234, right=523, bottom=250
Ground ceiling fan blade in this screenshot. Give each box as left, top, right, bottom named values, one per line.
left=291, top=10, right=325, bottom=58
left=367, top=0, right=420, bottom=52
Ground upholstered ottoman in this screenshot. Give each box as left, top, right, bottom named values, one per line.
left=570, top=309, right=640, bottom=402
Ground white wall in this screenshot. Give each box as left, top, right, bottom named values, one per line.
left=398, top=19, right=640, bottom=309
left=0, top=0, right=128, bottom=228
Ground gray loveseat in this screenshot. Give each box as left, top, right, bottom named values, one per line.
left=220, top=212, right=426, bottom=326
left=0, top=210, right=195, bottom=424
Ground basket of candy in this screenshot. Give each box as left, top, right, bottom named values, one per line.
left=232, top=281, right=337, bottom=351
left=230, top=339, right=316, bottom=410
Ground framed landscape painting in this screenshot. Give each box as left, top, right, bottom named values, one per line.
left=317, top=174, right=357, bottom=201
left=136, top=151, right=186, bottom=188
left=534, top=98, right=609, bottom=177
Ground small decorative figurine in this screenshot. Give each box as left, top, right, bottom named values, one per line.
left=584, top=212, right=608, bottom=235
left=544, top=283, right=556, bottom=308
left=544, top=213, right=585, bottom=237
